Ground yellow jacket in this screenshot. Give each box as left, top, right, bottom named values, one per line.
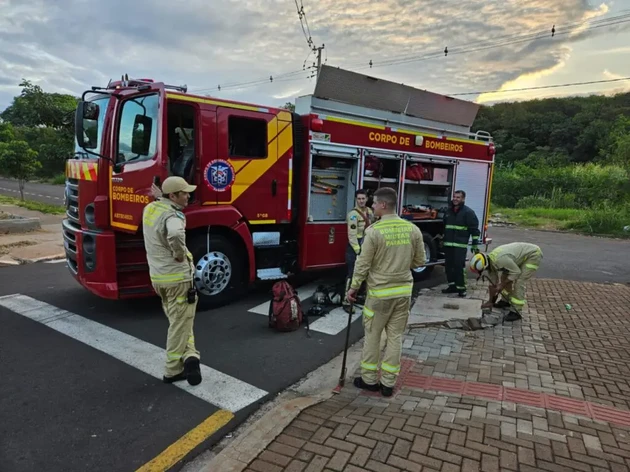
left=142, top=198, right=194, bottom=286
left=488, top=242, right=543, bottom=282
left=347, top=206, right=374, bottom=254
left=350, top=214, right=426, bottom=299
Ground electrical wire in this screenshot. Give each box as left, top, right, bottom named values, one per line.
left=189, top=12, right=630, bottom=95
left=444, top=77, right=630, bottom=96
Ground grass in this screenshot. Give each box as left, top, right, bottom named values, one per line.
left=491, top=204, right=630, bottom=238
left=45, top=173, right=66, bottom=185
left=0, top=195, right=65, bottom=215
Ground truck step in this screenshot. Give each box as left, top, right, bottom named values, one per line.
left=257, top=268, right=288, bottom=280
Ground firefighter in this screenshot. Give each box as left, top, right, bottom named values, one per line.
left=469, top=242, right=543, bottom=322
left=347, top=187, right=426, bottom=397
left=142, top=176, right=202, bottom=386
left=343, top=189, right=375, bottom=311
left=442, top=189, right=480, bottom=298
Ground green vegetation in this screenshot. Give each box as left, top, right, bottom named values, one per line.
left=45, top=173, right=66, bottom=185
left=473, top=92, right=630, bottom=238
left=0, top=195, right=65, bottom=215
left=0, top=80, right=76, bottom=198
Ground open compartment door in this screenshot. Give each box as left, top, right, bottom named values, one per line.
left=454, top=160, right=492, bottom=243
left=299, top=142, right=360, bottom=270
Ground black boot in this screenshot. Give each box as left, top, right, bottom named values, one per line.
left=163, top=371, right=187, bottom=384
left=442, top=285, right=458, bottom=294
left=380, top=384, right=394, bottom=397
left=504, top=311, right=522, bottom=322
left=353, top=377, right=380, bottom=392
left=494, top=300, right=510, bottom=309
left=458, top=290, right=467, bottom=298
left=184, top=357, right=202, bottom=386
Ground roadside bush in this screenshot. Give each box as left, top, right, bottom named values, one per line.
left=515, top=188, right=579, bottom=209
left=564, top=202, right=630, bottom=236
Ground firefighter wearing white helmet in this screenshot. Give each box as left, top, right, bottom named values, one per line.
left=470, top=242, right=543, bottom=322
left=142, top=176, right=202, bottom=385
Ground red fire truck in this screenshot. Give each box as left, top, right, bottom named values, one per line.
left=65, top=66, right=495, bottom=307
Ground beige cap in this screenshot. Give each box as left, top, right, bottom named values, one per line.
left=161, top=176, right=197, bottom=194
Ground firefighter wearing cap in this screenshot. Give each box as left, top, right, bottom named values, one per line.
left=343, top=189, right=374, bottom=312
left=347, top=187, right=426, bottom=397
left=142, top=176, right=202, bottom=385
left=470, top=242, right=543, bottom=322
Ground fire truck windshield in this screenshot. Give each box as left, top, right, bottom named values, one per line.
left=74, top=95, right=109, bottom=159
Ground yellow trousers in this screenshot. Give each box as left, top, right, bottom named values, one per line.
left=360, top=296, right=410, bottom=388
left=153, top=282, right=200, bottom=377
left=500, top=250, right=543, bottom=314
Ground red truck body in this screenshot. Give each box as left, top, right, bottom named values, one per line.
left=64, top=66, right=495, bottom=307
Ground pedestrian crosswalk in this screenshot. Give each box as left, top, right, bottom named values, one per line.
left=248, top=280, right=364, bottom=336
left=0, top=293, right=268, bottom=413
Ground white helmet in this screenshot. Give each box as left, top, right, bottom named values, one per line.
left=469, top=252, right=489, bottom=274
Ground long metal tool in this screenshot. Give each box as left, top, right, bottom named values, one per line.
left=332, top=302, right=354, bottom=394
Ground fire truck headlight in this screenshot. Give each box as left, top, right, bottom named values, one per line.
left=85, top=203, right=95, bottom=225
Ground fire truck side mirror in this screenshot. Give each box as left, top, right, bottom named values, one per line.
left=131, top=114, right=153, bottom=156
left=75, top=101, right=100, bottom=150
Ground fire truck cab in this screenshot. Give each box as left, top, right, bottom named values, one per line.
left=65, top=66, right=494, bottom=308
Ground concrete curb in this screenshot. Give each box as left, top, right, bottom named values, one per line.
left=0, top=216, right=41, bottom=234
left=182, top=339, right=365, bottom=472
left=15, top=253, right=65, bottom=264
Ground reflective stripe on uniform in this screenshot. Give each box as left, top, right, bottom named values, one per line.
left=368, top=284, right=413, bottom=298
left=443, top=242, right=468, bottom=248
left=361, top=361, right=378, bottom=371
left=381, top=362, right=400, bottom=374
left=510, top=297, right=526, bottom=306
left=151, top=272, right=189, bottom=283
left=351, top=244, right=360, bottom=252
left=445, top=225, right=468, bottom=231
left=167, top=352, right=182, bottom=360
left=525, top=264, right=538, bottom=269
left=175, top=296, right=187, bottom=304
left=363, top=306, right=374, bottom=318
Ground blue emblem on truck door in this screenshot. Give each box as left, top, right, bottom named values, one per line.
left=204, top=159, right=235, bottom=192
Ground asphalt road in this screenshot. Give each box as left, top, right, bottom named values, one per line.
left=0, top=177, right=64, bottom=204
left=0, top=262, right=441, bottom=472
left=487, top=225, right=630, bottom=284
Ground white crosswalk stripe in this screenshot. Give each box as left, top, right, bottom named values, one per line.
left=0, top=294, right=268, bottom=413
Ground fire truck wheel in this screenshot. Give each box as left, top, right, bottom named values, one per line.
left=190, top=234, right=245, bottom=309
left=411, top=232, right=436, bottom=282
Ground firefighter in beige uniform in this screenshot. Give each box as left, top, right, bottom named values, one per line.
left=470, top=242, right=543, bottom=322
left=143, top=176, right=202, bottom=385
left=347, top=188, right=426, bottom=397
left=343, top=189, right=374, bottom=311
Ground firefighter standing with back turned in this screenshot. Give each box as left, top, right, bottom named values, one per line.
left=142, top=176, right=202, bottom=386
left=347, top=187, right=426, bottom=397
left=343, top=189, right=374, bottom=312
left=442, top=190, right=480, bottom=298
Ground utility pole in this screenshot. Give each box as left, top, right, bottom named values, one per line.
left=315, top=44, right=325, bottom=78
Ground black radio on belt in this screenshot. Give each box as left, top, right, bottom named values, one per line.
left=187, top=288, right=197, bottom=304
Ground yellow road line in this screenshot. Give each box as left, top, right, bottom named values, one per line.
left=136, top=409, right=234, bottom=472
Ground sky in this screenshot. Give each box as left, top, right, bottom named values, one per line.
left=1, top=0, right=629, bottom=114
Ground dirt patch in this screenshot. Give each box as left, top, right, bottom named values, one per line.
left=0, top=241, right=37, bottom=256
left=0, top=212, right=10, bottom=220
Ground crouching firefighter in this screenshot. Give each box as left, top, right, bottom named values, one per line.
left=347, top=188, right=426, bottom=397
left=442, top=190, right=480, bottom=297
left=343, top=189, right=374, bottom=312
left=469, top=242, right=543, bottom=322
left=142, top=176, right=202, bottom=386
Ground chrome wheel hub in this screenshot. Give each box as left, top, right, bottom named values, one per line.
left=412, top=242, right=432, bottom=274
left=194, top=251, right=232, bottom=296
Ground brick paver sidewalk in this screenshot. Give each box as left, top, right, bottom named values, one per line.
left=245, top=279, right=630, bottom=472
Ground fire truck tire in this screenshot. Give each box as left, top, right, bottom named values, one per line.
left=411, top=232, right=436, bottom=282
left=190, top=234, right=245, bottom=309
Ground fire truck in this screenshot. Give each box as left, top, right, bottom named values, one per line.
left=65, top=65, right=495, bottom=308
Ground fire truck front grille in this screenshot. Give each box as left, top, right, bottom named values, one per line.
left=65, top=178, right=79, bottom=225
left=62, top=219, right=79, bottom=274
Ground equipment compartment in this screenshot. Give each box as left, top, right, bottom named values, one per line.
left=308, top=155, right=358, bottom=222
left=401, top=161, right=454, bottom=222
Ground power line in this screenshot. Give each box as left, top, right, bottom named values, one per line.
left=189, top=12, right=630, bottom=95
left=446, top=77, right=630, bottom=96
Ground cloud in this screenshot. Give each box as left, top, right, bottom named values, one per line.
left=0, top=0, right=627, bottom=113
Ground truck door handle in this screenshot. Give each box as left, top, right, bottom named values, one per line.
left=272, top=179, right=277, bottom=196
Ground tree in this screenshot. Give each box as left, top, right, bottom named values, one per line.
left=0, top=141, right=41, bottom=200
left=0, top=79, right=78, bottom=130
left=280, top=102, right=295, bottom=112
